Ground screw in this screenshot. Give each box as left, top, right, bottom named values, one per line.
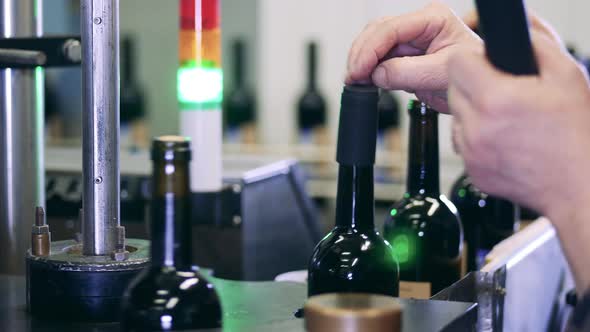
left=35, top=206, right=45, bottom=227
left=232, top=215, right=242, bottom=226
left=95, top=176, right=103, bottom=184
left=62, top=39, right=82, bottom=63
left=93, top=17, right=102, bottom=25
left=111, top=226, right=129, bottom=261
left=31, top=206, right=51, bottom=256
left=111, top=250, right=129, bottom=261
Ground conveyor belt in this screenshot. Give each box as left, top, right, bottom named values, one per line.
left=0, top=275, right=476, bottom=331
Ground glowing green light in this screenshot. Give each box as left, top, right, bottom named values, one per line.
left=390, top=209, right=398, bottom=217
left=392, top=235, right=410, bottom=263
left=458, top=188, right=467, bottom=198
left=404, top=193, right=410, bottom=199
left=177, top=65, right=223, bottom=106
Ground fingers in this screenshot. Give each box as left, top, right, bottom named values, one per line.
left=461, top=10, right=478, bottom=31
left=525, top=10, right=563, bottom=44
left=447, top=84, right=474, bottom=154
left=529, top=31, right=578, bottom=78
left=346, top=2, right=450, bottom=83
left=448, top=47, right=509, bottom=108
left=372, top=52, right=448, bottom=92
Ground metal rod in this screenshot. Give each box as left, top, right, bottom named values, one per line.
left=0, top=48, right=47, bottom=66
left=81, top=0, right=121, bottom=256
left=0, top=0, right=43, bottom=274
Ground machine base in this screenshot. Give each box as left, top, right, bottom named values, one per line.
left=26, top=239, right=149, bottom=322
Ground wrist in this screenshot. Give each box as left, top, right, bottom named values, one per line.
left=546, top=192, right=590, bottom=293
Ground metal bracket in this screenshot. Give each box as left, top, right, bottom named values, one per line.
left=0, top=35, right=81, bottom=68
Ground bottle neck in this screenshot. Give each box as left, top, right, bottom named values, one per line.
left=233, top=41, right=245, bottom=87
left=406, top=111, right=440, bottom=196
left=122, top=39, right=134, bottom=85
left=150, top=161, right=193, bottom=269
left=335, top=165, right=375, bottom=231
left=307, top=44, right=317, bottom=91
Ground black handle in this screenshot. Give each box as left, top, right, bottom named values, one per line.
left=474, top=0, right=538, bottom=75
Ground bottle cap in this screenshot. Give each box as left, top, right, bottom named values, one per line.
left=336, top=85, right=379, bottom=166
left=305, top=293, right=403, bottom=332
left=151, top=135, right=191, bottom=162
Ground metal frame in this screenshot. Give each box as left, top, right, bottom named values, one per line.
left=80, top=0, right=122, bottom=256
left=0, top=0, right=44, bottom=274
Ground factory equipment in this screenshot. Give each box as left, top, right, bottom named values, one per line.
left=0, top=0, right=578, bottom=330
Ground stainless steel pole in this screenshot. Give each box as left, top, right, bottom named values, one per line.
left=0, top=0, right=44, bottom=274
left=81, top=0, right=120, bottom=256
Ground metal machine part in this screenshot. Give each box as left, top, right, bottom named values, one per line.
left=0, top=36, right=82, bottom=68
left=191, top=159, right=322, bottom=280
left=0, top=48, right=46, bottom=66
left=0, top=0, right=44, bottom=275
left=433, top=219, right=571, bottom=331
left=45, top=157, right=322, bottom=281
left=81, top=0, right=122, bottom=256
left=26, top=239, right=149, bottom=321
left=31, top=207, right=50, bottom=256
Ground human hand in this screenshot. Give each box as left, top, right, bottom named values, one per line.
left=346, top=1, right=481, bottom=112
left=448, top=32, right=590, bottom=290
left=448, top=32, right=590, bottom=220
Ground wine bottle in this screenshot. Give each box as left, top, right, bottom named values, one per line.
left=120, top=36, right=147, bottom=150
left=450, top=173, right=519, bottom=271
left=224, top=38, right=257, bottom=144
left=377, top=89, right=401, bottom=151
left=307, top=85, right=399, bottom=297
left=121, top=136, right=222, bottom=330
left=384, top=100, right=463, bottom=299
left=297, top=41, right=327, bottom=145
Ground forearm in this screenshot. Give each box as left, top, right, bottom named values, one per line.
left=549, top=202, right=590, bottom=295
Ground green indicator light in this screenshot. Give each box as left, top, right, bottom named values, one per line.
left=392, top=234, right=410, bottom=264
left=403, top=193, right=410, bottom=199
left=177, top=65, right=223, bottom=105
left=35, top=66, right=44, bottom=114
left=458, top=188, right=467, bottom=198
left=390, top=209, right=398, bottom=217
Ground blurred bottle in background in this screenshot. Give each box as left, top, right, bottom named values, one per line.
left=44, top=78, right=64, bottom=145
left=376, top=89, right=401, bottom=181
left=377, top=89, right=401, bottom=152
left=224, top=38, right=257, bottom=144
left=449, top=173, right=519, bottom=271
left=297, top=41, right=327, bottom=146
left=120, top=35, right=148, bottom=151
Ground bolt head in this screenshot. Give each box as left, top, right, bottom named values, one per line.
left=63, top=39, right=82, bottom=63
left=232, top=215, right=242, bottom=226
left=111, top=250, right=129, bottom=262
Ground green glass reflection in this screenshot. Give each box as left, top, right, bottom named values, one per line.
left=391, top=234, right=410, bottom=263
left=458, top=188, right=467, bottom=198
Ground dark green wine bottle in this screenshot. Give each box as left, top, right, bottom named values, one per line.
left=307, top=85, right=399, bottom=297
left=121, top=136, right=222, bottom=330
left=297, top=41, right=327, bottom=144
left=449, top=173, right=519, bottom=271
left=384, top=100, right=463, bottom=299
left=224, top=38, right=256, bottom=143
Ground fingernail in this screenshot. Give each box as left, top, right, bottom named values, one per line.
left=373, top=66, right=387, bottom=86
